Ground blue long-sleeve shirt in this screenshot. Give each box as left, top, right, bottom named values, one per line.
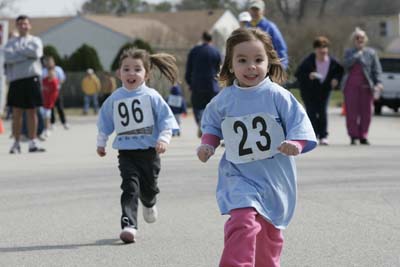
left=248, top=18, right=288, bottom=69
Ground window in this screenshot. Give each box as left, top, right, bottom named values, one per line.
left=380, top=21, right=387, bottom=36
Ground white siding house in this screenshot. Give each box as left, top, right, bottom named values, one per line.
left=39, top=16, right=130, bottom=70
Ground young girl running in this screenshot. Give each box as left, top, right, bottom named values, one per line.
left=197, top=28, right=317, bottom=267
left=97, top=48, right=179, bottom=244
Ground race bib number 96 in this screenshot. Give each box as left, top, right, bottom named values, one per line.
left=113, top=95, right=154, bottom=135
left=221, top=112, right=285, bottom=164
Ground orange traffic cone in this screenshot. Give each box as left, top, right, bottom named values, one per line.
left=0, top=118, right=4, bottom=134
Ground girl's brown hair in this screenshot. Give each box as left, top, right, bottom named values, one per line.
left=219, top=28, right=286, bottom=87
left=118, top=48, right=179, bottom=84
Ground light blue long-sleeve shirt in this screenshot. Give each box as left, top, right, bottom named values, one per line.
left=97, top=83, right=179, bottom=150
left=4, top=35, right=43, bottom=82
left=201, top=77, right=317, bottom=229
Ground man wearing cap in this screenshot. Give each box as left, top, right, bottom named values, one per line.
left=247, top=0, right=289, bottom=69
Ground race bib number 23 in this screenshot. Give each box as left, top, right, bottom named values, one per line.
left=113, top=95, right=154, bottom=135
left=221, top=112, right=285, bottom=164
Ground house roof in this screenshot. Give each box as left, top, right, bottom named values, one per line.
left=0, top=9, right=227, bottom=47
left=130, top=9, right=226, bottom=45
left=84, top=15, right=188, bottom=47
left=1, top=16, right=72, bottom=36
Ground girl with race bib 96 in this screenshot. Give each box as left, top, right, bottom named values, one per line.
left=197, top=28, right=317, bottom=267
left=96, top=48, right=179, bottom=244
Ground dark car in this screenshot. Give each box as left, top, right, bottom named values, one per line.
left=374, top=58, right=400, bottom=115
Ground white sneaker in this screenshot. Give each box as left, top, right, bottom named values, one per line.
left=143, top=205, right=158, bottom=223
left=63, top=123, right=70, bottom=130
left=319, top=138, right=329, bottom=146
left=120, top=227, right=137, bottom=244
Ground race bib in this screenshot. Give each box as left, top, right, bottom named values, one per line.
left=168, top=95, right=183, bottom=108
left=221, top=112, right=285, bottom=164
left=113, top=95, right=154, bottom=135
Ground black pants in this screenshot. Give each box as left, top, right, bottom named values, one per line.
left=118, top=148, right=160, bottom=229
left=51, top=96, right=66, bottom=125
left=301, top=91, right=331, bottom=139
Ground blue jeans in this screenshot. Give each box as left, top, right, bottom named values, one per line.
left=83, top=94, right=99, bottom=114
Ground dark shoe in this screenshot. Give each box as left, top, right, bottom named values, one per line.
left=350, top=138, right=357, bottom=145
left=9, top=143, right=21, bottom=154
left=360, top=138, right=370, bottom=145
left=29, top=146, right=46, bottom=153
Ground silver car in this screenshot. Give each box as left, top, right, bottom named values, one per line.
left=374, top=58, right=400, bottom=115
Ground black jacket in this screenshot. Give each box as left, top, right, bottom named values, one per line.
left=295, top=53, right=344, bottom=97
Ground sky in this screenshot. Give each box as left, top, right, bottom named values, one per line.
left=2, top=0, right=180, bottom=18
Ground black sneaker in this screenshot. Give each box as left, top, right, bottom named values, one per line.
left=29, top=146, right=46, bottom=152
left=350, top=138, right=357, bottom=145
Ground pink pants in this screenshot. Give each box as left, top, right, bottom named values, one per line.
left=344, top=78, right=373, bottom=139
left=219, top=208, right=284, bottom=267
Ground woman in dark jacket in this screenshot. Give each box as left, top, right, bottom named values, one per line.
left=295, top=36, right=344, bottom=145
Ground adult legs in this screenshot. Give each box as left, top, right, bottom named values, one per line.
left=359, top=88, right=373, bottom=140
left=344, top=86, right=361, bottom=139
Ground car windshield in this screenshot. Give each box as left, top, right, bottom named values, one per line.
left=380, top=58, right=400, bottom=73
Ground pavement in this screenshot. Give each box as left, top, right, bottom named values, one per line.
left=0, top=108, right=399, bottom=267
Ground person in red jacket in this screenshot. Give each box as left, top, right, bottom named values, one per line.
left=41, top=69, right=59, bottom=138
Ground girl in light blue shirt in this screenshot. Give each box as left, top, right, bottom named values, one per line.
left=97, top=48, right=179, bottom=244
left=197, top=28, right=317, bottom=267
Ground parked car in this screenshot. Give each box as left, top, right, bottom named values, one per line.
left=374, top=57, right=400, bottom=115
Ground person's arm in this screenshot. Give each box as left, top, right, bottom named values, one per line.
left=370, top=50, right=383, bottom=86
left=96, top=97, right=115, bottom=156
left=18, top=37, right=43, bottom=59
left=269, top=24, right=288, bottom=69
left=4, top=40, right=27, bottom=64
left=343, top=48, right=361, bottom=69
left=185, top=48, right=194, bottom=87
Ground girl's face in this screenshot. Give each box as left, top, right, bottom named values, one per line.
left=118, top=57, right=148, bottom=90
left=232, top=40, right=269, bottom=87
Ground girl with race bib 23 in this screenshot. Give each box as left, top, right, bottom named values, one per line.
left=96, top=48, right=179, bottom=244
left=197, top=28, right=317, bottom=267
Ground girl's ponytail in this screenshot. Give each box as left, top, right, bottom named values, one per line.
left=149, top=53, right=179, bottom=85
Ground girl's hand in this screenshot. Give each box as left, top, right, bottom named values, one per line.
left=156, top=141, right=168, bottom=154
left=278, top=141, right=301, bottom=156
left=197, top=144, right=215, bottom=162
left=97, top=146, right=106, bottom=157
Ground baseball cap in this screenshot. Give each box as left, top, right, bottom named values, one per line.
left=238, top=11, right=252, bottom=22
left=249, top=0, right=265, bottom=10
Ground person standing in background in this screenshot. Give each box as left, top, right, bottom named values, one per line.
left=295, top=36, right=343, bottom=145
left=81, top=68, right=101, bottom=115
left=99, top=71, right=117, bottom=106
left=247, top=0, right=288, bottom=69
left=42, top=56, right=68, bottom=130
left=342, top=27, right=383, bottom=145
left=185, top=31, right=221, bottom=137
left=5, top=15, right=45, bottom=153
